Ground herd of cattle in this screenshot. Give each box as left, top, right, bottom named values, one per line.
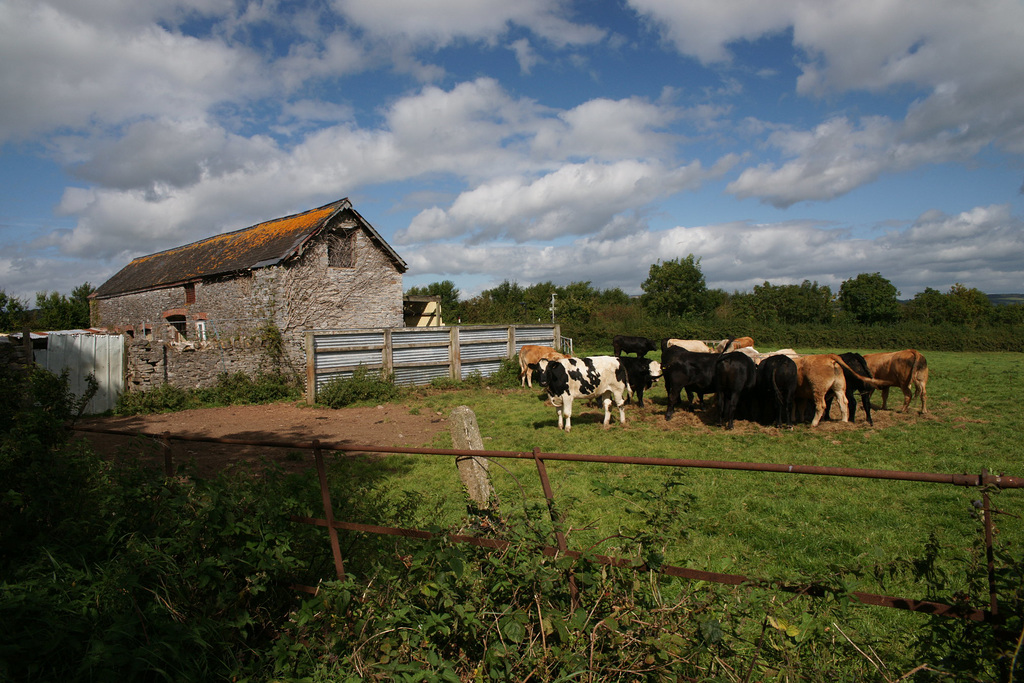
left=518, top=335, right=929, bottom=433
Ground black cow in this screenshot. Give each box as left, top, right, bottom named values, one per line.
left=823, top=352, right=876, bottom=425
left=616, top=356, right=663, bottom=408
left=662, top=346, right=720, bottom=420
left=714, top=352, right=758, bottom=429
left=612, top=334, right=658, bottom=358
left=755, top=354, right=798, bottom=428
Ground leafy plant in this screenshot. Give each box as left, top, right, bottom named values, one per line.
left=317, top=366, right=400, bottom=408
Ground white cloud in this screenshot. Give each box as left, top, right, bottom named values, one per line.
left=398, top=158, right=726, bottom=243
left=405, top=204, right=1024, bottom=297
left=0, top=0, right=268, bottom=142
left=632, top=0, right=1024, bottom=203
left=333, top=0, right=605, bottom=48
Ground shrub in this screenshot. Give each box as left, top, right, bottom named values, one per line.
left=115, top=372, right=300, bottom=415
left=317, top=366, right=400, bottom=408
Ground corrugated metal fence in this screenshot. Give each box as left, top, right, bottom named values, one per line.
left=306, top=324, right=559, bottom=402
left=39, top=333, right=125, bottom=414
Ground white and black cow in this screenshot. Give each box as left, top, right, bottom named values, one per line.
left=536, top=356, right=632, bottom=432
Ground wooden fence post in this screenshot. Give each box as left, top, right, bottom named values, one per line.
left=450, top=406, right=494, bottom=509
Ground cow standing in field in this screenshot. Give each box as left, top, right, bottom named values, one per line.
left=756, top=354, right=798, bottom=428
left=536, top=356, right=630, bottom=433
left=661, top=345, right=720, bottom=420
left=612, top=335, right=658, bottom=358
left=823, top=352, right=876, bottom=425
left=519, top=344, right=570, bottom=388
left=863, top=349, right=929, bottom=414
left=616, top=356, right=663, bottom=408
left=714, top=352, right=758, bottom=429
left=715, top=336, right=755, bottom=353
left=794, top=354, right=893, bottom=427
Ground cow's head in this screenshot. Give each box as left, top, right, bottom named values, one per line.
left=537, top=359, right=570, bottom=396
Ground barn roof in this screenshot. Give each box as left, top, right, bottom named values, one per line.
left=92, top=198, right=407, bottom=299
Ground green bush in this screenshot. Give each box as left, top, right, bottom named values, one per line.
left=115, top=372, right=300, bottom=415
left=317, top=366, right=400, bottom=408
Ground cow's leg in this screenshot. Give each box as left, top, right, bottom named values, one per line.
left=665, top=380, right=679, bottom=421
left=835, top=388, right=849, bottom=422
left=918, top=383, right=927, bottom=414
left=879, top=387, right=890, bottom=410
left=561, top=396, right=573, bottom=432
left=614, top=392, right=626, bottom=426
left=899, top=385, right=913, bottom=413
left=810, top=391, right=827, bottom=427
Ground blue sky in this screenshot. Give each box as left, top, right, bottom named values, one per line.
left=2, top=0, right=1023, bottom=304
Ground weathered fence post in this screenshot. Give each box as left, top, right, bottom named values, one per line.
left=449, top=406, right=494, bottom=508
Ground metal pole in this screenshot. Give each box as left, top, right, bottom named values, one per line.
left=313, top=440, right=346, bottom=581
left=982, top=470, right=998, bottom=617
left=533, top=447, right=577, bottom=606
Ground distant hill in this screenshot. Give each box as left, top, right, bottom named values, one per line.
left=987, top=294, right=1024, bottom=306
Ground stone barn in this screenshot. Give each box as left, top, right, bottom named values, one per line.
left=90, top=198, right=408, bottom=388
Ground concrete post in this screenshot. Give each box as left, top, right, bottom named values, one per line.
left=449, top=405, right=494, bottom=508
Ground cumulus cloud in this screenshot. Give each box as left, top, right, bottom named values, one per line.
left=0, top=0, right=269, bottom=142
left=398, top=158, right=729, bottom=243
left=333, top=0, right=605, bottom=48
left=406, top=204, right=1024, bottom=297
left=632, top=0, right=1024, bottom=203
left=725, top=115, right=982, bottom=207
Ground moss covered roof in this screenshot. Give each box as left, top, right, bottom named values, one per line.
left=93, top=199, right=406, bottom=298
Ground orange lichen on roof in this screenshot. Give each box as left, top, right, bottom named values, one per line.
left=131, top=203, right=336, bottom=267
left=91, top=198, right=383, bottom=299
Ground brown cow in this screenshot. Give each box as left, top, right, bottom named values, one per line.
left=519, top=344, right=570, bottom=387
left=716, top=336, right=755, bottom=353
left=794, top=354, right=893, bottom=426
left=863, top=349, right=929, bottom=413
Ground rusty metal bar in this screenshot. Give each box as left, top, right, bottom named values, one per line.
left=983, top=472, right=998, bottom=617
left=532, top=446, right=578, bottom=606
left=71, top=426, right=1024, bottom=490
left=290, top=514, right=988, bottom=621
left=312, top=440, right=345, bottom=581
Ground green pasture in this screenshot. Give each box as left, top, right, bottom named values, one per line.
left=325, top=350, right=1022, bottom=645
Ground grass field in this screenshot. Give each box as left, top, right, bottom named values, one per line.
left=323, top=349, right=1023, bottom=662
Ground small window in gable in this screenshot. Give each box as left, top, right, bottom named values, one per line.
left=328, top=230, right=356, bottom=268
left=184, top=283, right=196, bottom=305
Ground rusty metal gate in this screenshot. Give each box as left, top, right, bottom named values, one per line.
left=73, top=424, right=1022, bottom=621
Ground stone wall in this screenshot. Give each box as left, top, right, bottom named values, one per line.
left=125, top=336, right=284, bottom=392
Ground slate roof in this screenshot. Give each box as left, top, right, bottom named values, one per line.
left=92, top=198, right=407, bottom=299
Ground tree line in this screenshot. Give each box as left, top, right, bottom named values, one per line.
left=408, top=255, right=1024, bottom=350
left=0, top=284, right=93, bottom=333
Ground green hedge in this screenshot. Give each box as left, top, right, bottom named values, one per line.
left=567, top=317, right=1024, bottom=353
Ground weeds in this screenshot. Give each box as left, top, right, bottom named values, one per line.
left=115, top=371, right=300, bottom=414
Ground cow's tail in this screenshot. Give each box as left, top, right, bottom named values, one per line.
left=830, top=355, right=894, bottom=390
left=910, top=350, right=928, bottom=399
